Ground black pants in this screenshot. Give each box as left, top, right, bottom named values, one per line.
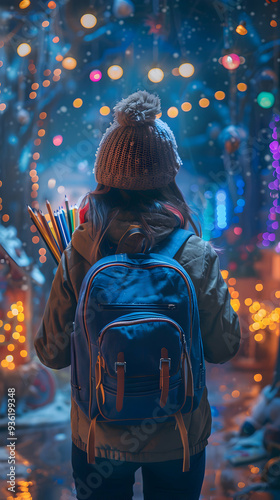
left=72, top=442, right=206, bottom=500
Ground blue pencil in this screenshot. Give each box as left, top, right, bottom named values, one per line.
left=59, top=207, right=71, bottom=243
left=54, top=211, right=68, bottom=249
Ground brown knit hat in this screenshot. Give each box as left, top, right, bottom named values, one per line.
left=93, top=90, right=182, bottom=190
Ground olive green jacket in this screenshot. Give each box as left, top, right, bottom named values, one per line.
left=34, top=211, right=240, bottom=462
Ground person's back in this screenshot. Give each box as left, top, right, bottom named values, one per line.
left=34, top=90, right=241, bottom=500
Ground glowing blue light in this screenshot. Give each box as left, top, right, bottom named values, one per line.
left=216, top=191, right=226, bottom=202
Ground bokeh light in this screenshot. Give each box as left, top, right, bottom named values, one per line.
left=181, top=102, right=192, bottom=112
left=73, top=98, right=83, bottom=108
left=257, top=92, right=275, bottom=109
left=53, top=135, right=63, bottom=146
left=107, top=65, right=123, bottom=80
left=167, top=107, right=179, bottom=118
left=19, top=0, right=30, bottom=9
left=199, top=98, right=210, bottom=108
left=222, top=54, right=240, bottom=70
left=148, top=68, right=164, bottom=83
left=178, top=63, right=194, bottom=78
left=90, top=70, right=102, bottom=82
left=237, top=83, right=247, bottom=92
left=214, top=91, right=225, bottom=100
left=99, top=106, right=110, bottom=116
left=80, top=14, right=97, bottom=29
left=62, top=57, right=77, bottom=70
left=17, top=43, right=31, bottom=57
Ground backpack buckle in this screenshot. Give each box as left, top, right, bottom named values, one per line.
left=114, top=361, right=127, bottom=373
left=159, top=358, right=171, bottom=370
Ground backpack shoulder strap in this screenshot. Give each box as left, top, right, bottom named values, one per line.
left=153, top=228, right=194, bottom=259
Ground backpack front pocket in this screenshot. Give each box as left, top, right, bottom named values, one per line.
left=91, top=312, right=188, bottom=420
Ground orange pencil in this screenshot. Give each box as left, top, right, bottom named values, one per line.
left=36, top=210, right=61, bottom=262
left=27, top=206, right=59, bottom=264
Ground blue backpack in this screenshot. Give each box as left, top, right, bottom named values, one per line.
left=71, top=228, right=206, bottom=472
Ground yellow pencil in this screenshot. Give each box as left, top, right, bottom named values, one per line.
left=37, top=210, right=61, bottom=262
left=27, top=206, right=59, bottom=264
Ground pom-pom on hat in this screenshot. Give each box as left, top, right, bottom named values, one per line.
left=93, top=90, right=183, bottom=190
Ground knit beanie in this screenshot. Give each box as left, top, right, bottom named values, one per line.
left=93, top=90, right=183, bottom=190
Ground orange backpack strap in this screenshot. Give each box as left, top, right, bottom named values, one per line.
left=159, top=347, right=170, bottom=408
left=174, top=411, right=190, bottom=472
left=87, top=414, right=99, bottom=464
left=116, top=352, right=126, bottom=412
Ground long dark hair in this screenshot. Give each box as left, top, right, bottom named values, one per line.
left=79, top=180, right=201, bottom=262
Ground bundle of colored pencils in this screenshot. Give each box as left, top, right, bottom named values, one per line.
left=27, top=196, right=79, bottom=264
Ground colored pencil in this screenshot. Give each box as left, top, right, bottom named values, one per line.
left=70, top=206, right=75, bottom=234
left=65, top=195, right=72, bottom=237
left=60, top=208, right=71, bottom=242
left=46, top=199, right=64, bottom=253
left=36, top=210, right=61, bottom=262
left=74, top=205, right=78, bottom=229
left=27, top=206, right=59, bottom=264
left=55, top=211, right=68, bottom=249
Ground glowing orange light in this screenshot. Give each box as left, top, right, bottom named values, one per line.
left=48, top=1, right=56, bottom=9
left=237, top=83, right=247, bottom=92
left=38, top=129, right=45, bottom=137
left=12, top=332, right=20, bottom=340
left=31, top=83, right=39, bottom=90
left=6, top=355, right=13, bottom=363
left=39, top=112, right=47, bottom=120
left=0, top=103, right=6, bottom=111
left=42, top=21, right=49, bottom=28
left=270, top=20, right=277, bottom=27
left=255, top=284, right=263, bottom=291
left=32, top=236, right=39, bottom=244
left=221, top=270, right=229, bottom=280
left=39, top=256, right=47, bottom=264
left=0, top=334, right=5, bottom=343
left=19, top=336, right=26, bottom=343
left=232, top=390, right=240, bottom=398
left=181, top=102, right=192, bottom=112
left=245, top=298, right=252, bottom=306
left=99, top=106, right=110, bottom=116
left=73, top=98, right=83, bottom=108
left=19, top=0, right=30, bottom=8
left=1, top=360, right=8, bottom=367
left=56, top=55, right=63, bottom=61
left=20, top=350, right=28, bottom=358
left=254, top=373, right=262, bottom=382
left=7, top=345, right=15, bottom=351
left=167, top=107, right=179, bottom=118
left=43, top=80, right=50, bottom=87
left=62, top=57, right=77, bottom=70
left=236, top=24, right=247, bottom=35
left=52, top=36, right=59, bottom=43
left=199, top=98, right=210, bottom=108
left=214, top=91, right=225, bottom=100
left=2, top=214, right=9, bottom=222
left=254, top=333, right=263, bottom=342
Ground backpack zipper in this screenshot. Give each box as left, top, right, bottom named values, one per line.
left=98, top=303, right=177, bottom=310
left=99, top=315, right=186, bottom=346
